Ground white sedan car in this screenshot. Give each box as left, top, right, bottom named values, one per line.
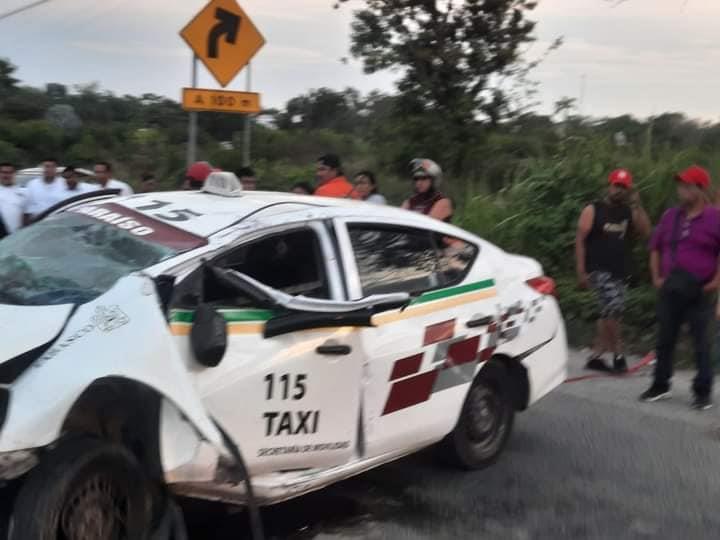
left=0, top=176, right=567, bottom=539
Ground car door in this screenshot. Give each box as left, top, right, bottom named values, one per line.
left=169, top=222, right=363, bottom=476
left=335, top=219, right=500, bottom=458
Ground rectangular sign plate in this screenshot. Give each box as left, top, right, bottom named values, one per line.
left=182, top=88, right=261, bottom=114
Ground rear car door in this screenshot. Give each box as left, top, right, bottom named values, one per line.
left=335, top=219, right=500, bottom=458
left=170, top=222, right=362, bottom=475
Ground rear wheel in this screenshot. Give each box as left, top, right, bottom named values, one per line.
left=9, top=436, right=157, bottom=540
left=441, top=361, right=515, bottom=469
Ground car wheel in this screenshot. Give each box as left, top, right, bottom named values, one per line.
left=442, top=361, right=515, bottom=470
left=9, top=436, right=157, bottom=540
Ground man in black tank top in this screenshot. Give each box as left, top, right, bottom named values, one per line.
left=575, top=169, right=651, bottom=372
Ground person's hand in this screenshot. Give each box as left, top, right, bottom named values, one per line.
left=653, top=276, right=665, bottom=289
left=703, top=281, right=719, bottom=293
left=578, top=272, right=590, bottom=289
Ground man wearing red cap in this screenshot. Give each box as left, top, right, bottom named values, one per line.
left=184, top=161, right=214, bottom=190
left=642, top=165, right=720, bottom=409
left=576, top=169, right=651, bottom=373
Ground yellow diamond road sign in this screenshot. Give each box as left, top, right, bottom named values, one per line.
left=180, top=0, right=265, bottom=88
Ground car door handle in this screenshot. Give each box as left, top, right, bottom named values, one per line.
left=316, top=343, right=352, bottom=356
left=466, top=315, right=494, bottom=328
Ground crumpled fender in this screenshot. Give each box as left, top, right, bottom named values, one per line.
left=0, top=275, right=227, bottom=460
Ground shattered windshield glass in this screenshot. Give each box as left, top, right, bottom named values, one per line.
left=0, top=213, right=181, bottom=306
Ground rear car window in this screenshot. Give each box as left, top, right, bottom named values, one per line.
left=348, top=225, right=478, bottom=296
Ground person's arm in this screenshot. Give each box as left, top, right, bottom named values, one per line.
left=703, top=259, right=720, bottom=293
left=630, top=192, right=652, bottom=239
left=650, top=250, right=664, bottom=289
left=401, top=199, right=410, bottom=210
left=575, top=205, right=594, bottom=288
left=429, top=198, right=453, bottom=221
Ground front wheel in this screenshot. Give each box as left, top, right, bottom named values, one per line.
left=441, top=362, right=515, bottom=470
left=9, top=436, right=156, bottom=540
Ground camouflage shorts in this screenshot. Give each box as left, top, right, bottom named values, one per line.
left=589, top=271, right=626, bottom=319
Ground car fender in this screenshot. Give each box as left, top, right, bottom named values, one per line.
left=0, top=275, right=228, bottom=464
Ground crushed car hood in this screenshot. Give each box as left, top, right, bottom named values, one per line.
left=0, top=303, right=74, bottom=362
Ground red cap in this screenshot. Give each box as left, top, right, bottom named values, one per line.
left=676, top=165, right=711, bottom=190
left=186, top=161, right=213, bottom=183
left=608, top=168, right=633, bottom=188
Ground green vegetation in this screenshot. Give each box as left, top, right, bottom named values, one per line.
left=3, top=42, right=720, bottom=348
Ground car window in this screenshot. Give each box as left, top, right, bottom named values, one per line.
left=348, top=225, right=478, bottom=296
left=0, top=213, right=187, bottom=306
left=348, top=225, right=441, bottom=296
left=195, top=228, right=330, bottom=308
left=433, top=233, right=479, bottom=286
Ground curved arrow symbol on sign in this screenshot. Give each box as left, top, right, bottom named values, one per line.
left=208, top=7, right=241, bottom=59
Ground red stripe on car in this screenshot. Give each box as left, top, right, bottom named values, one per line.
left=389, top=353, right=424, bottom=381
left=445, top=336, right=481, bottom=367
left=382, top=371, right=439, bottom=415
left=480, top=347, right=496, bottom=362
left=423, top=319, right=456, bottom=346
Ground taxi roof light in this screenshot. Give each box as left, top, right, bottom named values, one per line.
left=202, top=172, right=244, bottom=197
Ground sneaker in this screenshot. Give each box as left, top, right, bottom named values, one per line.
left=640, top=386, right=671, bottom=402
left=613, top=355, right=628, bottom=374
left=585, top=356, right=611, bottom=372
left=692, top=395, right=713, bottom=411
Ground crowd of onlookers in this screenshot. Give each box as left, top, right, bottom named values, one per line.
left=0, top=154, right=454, bottom=239
left=575, top=164, right=720, bottom=411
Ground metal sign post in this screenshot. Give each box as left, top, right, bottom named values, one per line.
left=187, top=54, right=199, bottom=167
left=242, top=63, right=252, bottom=167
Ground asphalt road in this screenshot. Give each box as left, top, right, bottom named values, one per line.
left=189, top=351, right=720, bottom=540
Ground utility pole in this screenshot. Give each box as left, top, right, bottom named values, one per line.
left=0, top=0, right=51, bottom=22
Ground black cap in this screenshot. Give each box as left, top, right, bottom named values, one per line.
left=318, top=154, right=341, bottom=170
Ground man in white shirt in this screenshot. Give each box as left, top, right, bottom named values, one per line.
left=93, top=161, right=134, bottom=196
left=23, top=157, right=65, bottom=224
left=61, top=165, right=98, bottom=198
left=0, top=162, right=24, bottom=236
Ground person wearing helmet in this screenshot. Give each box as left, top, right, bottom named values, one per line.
left=184, top=161, right=214, bottom=190
left=575, top=169, right=651, bottom=374
left=402, top=159, right=453, bottom=222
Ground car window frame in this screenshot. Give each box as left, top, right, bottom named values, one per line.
left=334, top=217, right=479, bottom=300
left=172, top=221, right=346, bottom=309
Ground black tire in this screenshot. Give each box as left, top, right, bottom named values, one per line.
left=9, top=436, right=156, bottom=540
left=441, top=361, right=515, bottom=470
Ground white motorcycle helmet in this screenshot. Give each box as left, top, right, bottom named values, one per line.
left=409, top=158, right=443, bottom=185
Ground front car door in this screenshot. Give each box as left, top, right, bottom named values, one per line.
left=335, top=218, right=500, bottom=459
left=169, top=221, right=362, bottom=476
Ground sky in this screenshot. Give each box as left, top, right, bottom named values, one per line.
left=0, top=0, right=718, bottom=120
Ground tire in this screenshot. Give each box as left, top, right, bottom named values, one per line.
left=441, top=361, right=515, bottom=470
left=9, top=436, right=157, bottom=540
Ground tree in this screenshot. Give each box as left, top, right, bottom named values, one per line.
left=336, top=0, right=539, bottom=172
left=0, top=58, right=18, bottom=92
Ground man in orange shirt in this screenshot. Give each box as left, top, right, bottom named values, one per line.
left=314, top=154, right=360, bottom=199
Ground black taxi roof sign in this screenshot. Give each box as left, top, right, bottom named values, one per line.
left=180, top=0, right=265, bottom=87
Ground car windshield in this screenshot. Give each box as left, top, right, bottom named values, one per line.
left=0, top=213, right=182, bottom=306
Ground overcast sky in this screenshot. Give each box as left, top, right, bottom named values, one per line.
left=0, top=0, right=718, bottom=120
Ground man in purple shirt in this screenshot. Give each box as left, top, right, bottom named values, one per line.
left=641, top=165, right=720, bottom=409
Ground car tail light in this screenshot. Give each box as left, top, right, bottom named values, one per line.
left=527, top=276, right=557, bottom=297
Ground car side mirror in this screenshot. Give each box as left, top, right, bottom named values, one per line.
left=190, top=303, right=227, bottom=368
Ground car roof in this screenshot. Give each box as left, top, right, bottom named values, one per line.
left=102, top=190, right=454, bottom=239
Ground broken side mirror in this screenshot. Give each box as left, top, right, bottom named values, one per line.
left=190, top=303, right=227, bottom=368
